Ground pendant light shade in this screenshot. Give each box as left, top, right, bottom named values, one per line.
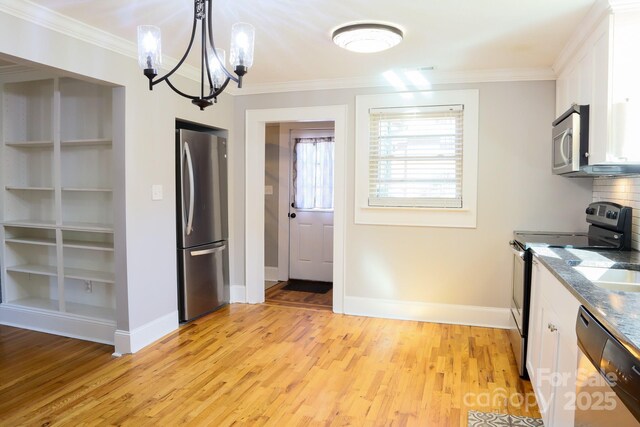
left=137, top=25, right=162, bottom=71
left=230, top=22, right=255, bottom=69
left=332, top=23, right=403, bottom=53
left=208, top=48, right=226, bottom=90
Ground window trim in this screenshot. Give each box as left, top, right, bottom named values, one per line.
left=355, top=90, right=479, bottom=228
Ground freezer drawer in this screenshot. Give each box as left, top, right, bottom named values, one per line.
left=178, top=242, right=229, bottom=322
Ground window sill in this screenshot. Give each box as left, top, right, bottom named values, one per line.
left=355, top=204, right=477, bottom=228
left=366, top=206, right=470, bottom=213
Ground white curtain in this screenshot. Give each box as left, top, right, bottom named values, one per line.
left=293, top=137, right=334, bottom=209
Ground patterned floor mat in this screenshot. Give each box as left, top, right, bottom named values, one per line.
left=467, top=410, right=543, bottom=427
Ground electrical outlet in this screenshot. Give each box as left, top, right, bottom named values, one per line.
left=85, top=281, right=93, bottom=293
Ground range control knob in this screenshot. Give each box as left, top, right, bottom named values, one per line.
left=606, top=210, right=613, bottom=219
left=586, top=207, right=596, bottom=215
left=612, top=211, right=619, bottom=220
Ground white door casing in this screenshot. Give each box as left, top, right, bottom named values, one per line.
left=289, top=128, right=334, bottom=282
left=244, top=105, right=347, bottom=312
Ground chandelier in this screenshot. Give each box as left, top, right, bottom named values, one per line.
left=137, top=0, right=255, bottom=110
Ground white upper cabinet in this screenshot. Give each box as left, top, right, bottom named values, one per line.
left=609, top=10, right=640, bottom=162
left=555, top=2, right=640, bottom=165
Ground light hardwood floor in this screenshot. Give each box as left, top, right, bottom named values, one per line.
left=0, top=304, right=539, bottom=426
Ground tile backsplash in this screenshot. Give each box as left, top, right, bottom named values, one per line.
left=593, top=177, right=640, bottom=250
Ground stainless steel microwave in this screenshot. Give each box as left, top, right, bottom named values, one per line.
left=552, top=105, right=589, bottom=175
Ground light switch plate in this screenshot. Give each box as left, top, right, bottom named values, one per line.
left=152, top=184, right=163, bottom=201
left=264, top=185, right=273, bottom=195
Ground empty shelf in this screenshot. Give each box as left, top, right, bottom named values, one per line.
left=3, top=220, right=57, bottom=229
left=63, top=267, right=114, bottom=283
left=6, top=264, right=57, bottom=277
left=5, top=236, right=56, bottom=246
left=5, top=140, right=54, bottom=148
left=63, top=240, right=113, bottom=251
left=61, top=138, right=112, bottom=147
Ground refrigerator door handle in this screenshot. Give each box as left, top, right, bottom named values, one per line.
left=184, top=141, right=195, bottom=235
left=190, top=245, right=227, bottom=257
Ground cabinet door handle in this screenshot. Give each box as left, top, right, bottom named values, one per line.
left=548, top=323, right=557, bottom=332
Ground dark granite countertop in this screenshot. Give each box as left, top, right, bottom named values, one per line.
left=529, top=245, right=640, bottom=357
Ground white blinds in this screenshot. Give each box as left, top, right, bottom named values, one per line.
left=368, top=105, right=464, bottom=208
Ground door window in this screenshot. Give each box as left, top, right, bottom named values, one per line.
left=293, top=137, right=334, bottom=209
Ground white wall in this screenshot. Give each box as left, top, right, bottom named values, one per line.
left=233, top=81, right=593, bottom=314
left=0, top=9, right=235, bottom=352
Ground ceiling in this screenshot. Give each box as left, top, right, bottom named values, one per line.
left=23, top=0, right=596, bottom=89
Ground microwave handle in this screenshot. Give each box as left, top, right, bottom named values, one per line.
left=559, top=128, right=571, bottom=165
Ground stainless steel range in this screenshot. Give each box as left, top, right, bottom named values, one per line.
left=508, top=201, right=633, bottom=378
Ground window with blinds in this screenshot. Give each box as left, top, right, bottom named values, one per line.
left=368, top=105, right=464, bottom=208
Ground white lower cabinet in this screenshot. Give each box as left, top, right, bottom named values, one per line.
left=527, top=257, right=581, bottom=427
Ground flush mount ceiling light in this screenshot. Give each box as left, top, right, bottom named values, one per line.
left=332, top=23, right=403, bottom=53
left=137, top=0, right=255, bottom=110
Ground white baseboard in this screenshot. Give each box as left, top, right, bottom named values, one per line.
left=0, top=303, right=116, bottom=345
left=230, top=285, right=246, bottom=303
left=114, top=310, right=178, bottom=354
left=264, top=266, right=279, bottom=282
left=343, top=296, right=511, bottom=329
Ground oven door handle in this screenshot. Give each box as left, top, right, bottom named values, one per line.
left=509, top=240, right=526, bottom=260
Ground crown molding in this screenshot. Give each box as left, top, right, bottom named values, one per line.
left=552, top=0, right=640, bottom=76
left=609, top=0, right=640, bottom=12
left=552, top=0, right=610, bottom=76
left=232, top=67, right=556, bottom=96
left=0, top=0, right=200, bottom=82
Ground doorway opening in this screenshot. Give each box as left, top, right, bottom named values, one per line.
left=244, top=105, right=347, bottom=313
left=264, top=122, right=335, bottom=310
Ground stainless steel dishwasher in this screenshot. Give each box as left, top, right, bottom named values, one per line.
left=575, top=306, right=640, bottom=426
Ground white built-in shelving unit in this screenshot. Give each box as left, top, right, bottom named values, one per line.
left=0, top=74, right=117, bottom=344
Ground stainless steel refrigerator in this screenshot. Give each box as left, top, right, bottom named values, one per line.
left=176, top=128, right=229, bottom=322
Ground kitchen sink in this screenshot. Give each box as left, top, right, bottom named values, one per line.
left=573, top=266, right=640, bottom=292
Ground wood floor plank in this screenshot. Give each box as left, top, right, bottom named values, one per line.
left=0, top=304, right=540, bottom=426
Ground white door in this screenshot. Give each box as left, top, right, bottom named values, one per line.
left=289, top=129, right=334, bottom=282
